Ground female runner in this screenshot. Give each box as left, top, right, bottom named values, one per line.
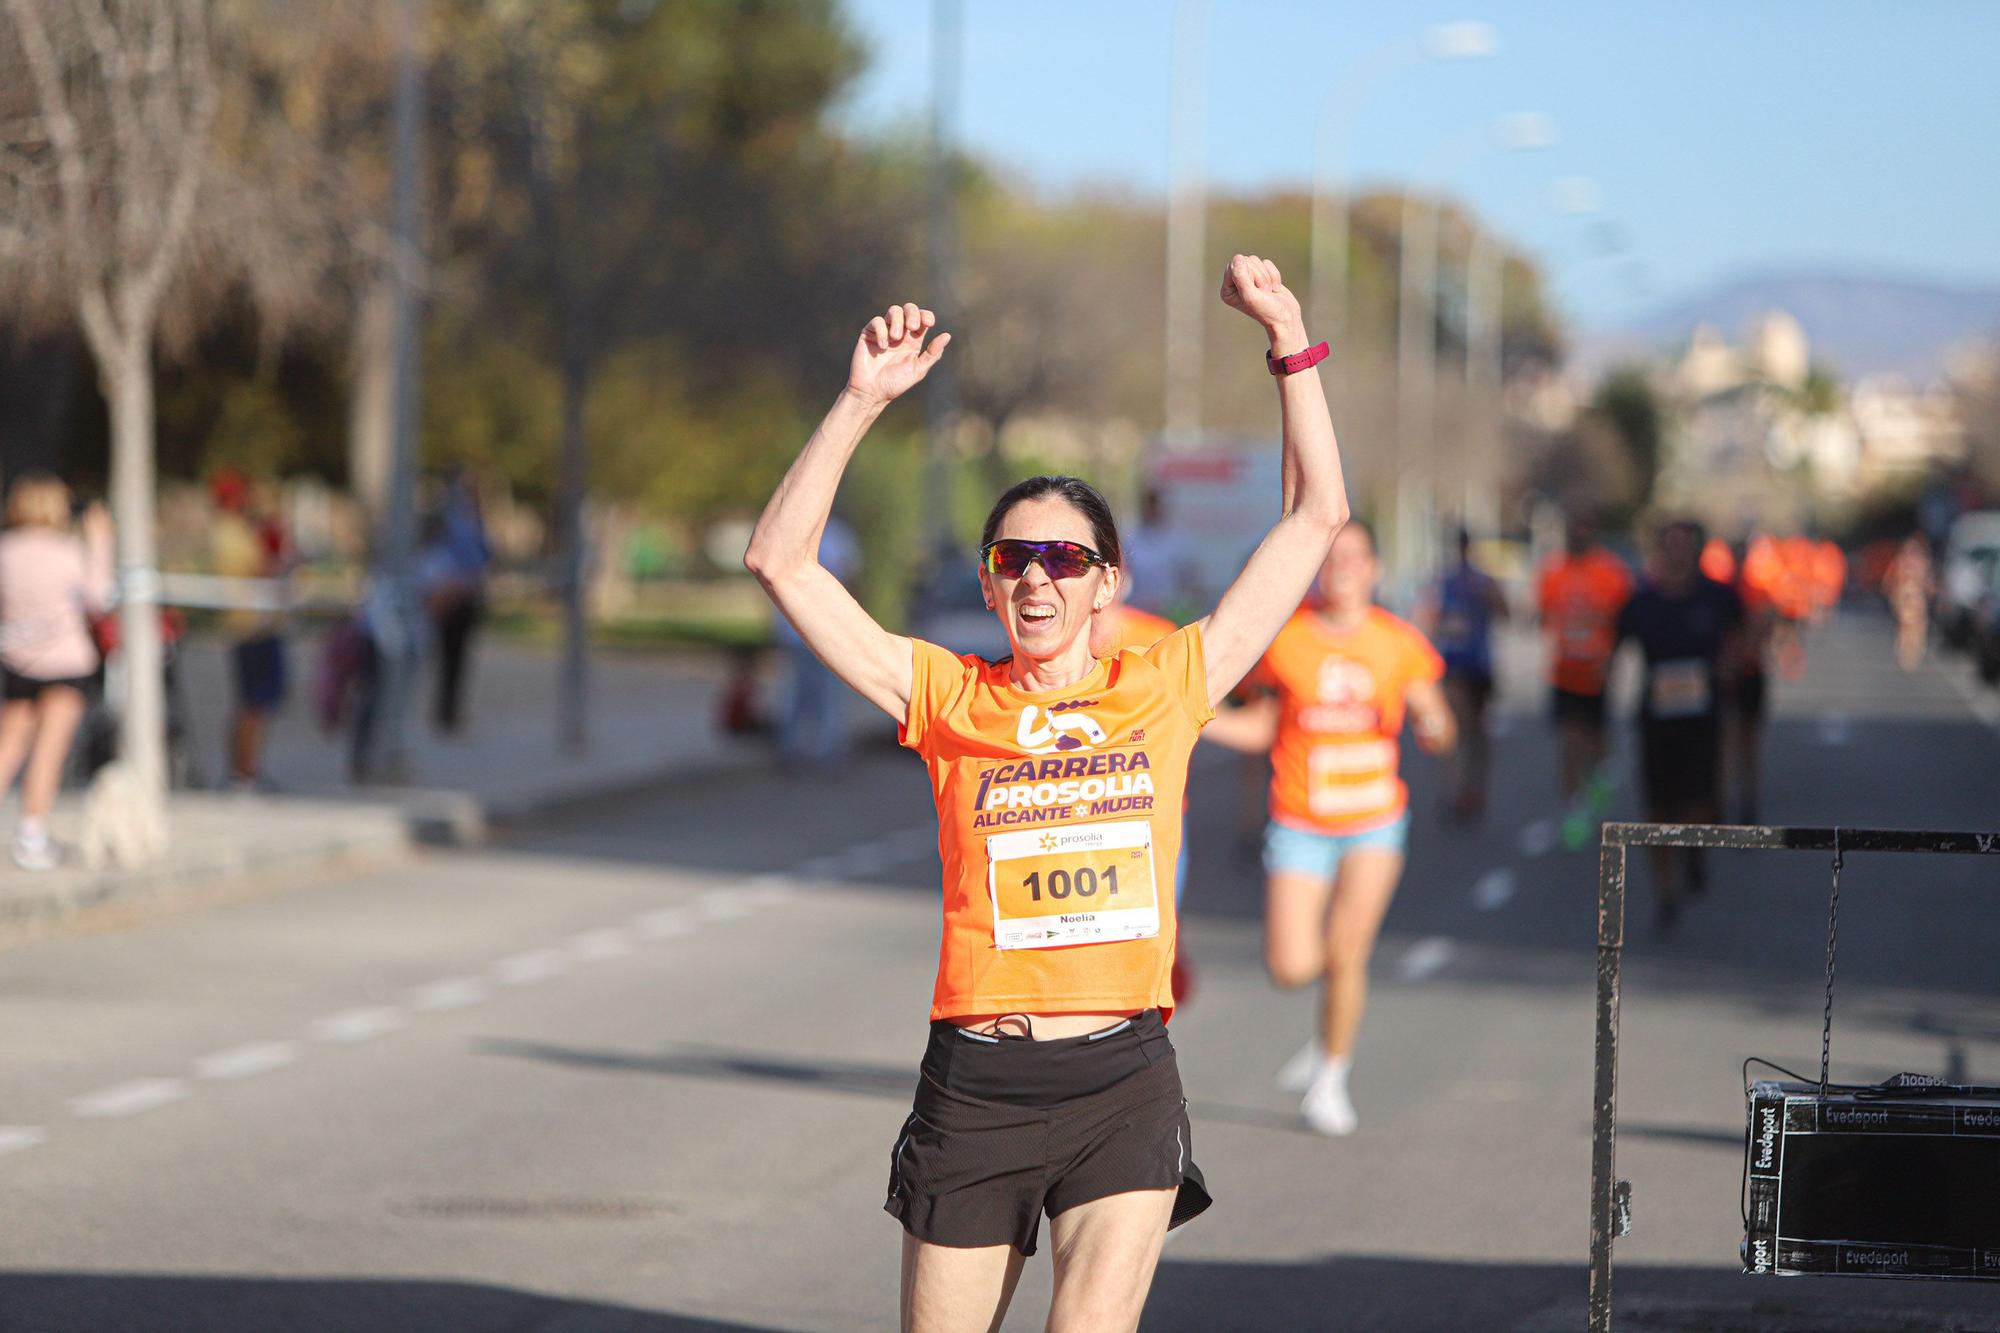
left=745, top=255, right=1348, bottom=1331
left=1204, top=520, right=1454, bottom=1136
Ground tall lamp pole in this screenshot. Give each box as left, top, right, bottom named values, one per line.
left=374, top=0, right=427, bottom=780
left=1393, top=111, right=1553, bottom=592
left=1309, top=22, right=1495, bottom=417
left=921, top=0, right=962, bottom=558
left=1163, top=0, right=1209, bottom=448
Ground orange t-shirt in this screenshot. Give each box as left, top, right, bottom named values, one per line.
left=1250, top=607, right=1443, bottom=836
left=902, top=624, right=1214, bottom=1021
left=1096, top=605, right=1178, bottom=656
left=1538, top=548, right=1634, bottom=696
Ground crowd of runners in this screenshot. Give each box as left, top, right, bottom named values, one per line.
left=748, top=259, right=1872, bottom=1330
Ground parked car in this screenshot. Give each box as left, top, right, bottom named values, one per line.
left=1969, top=556, right=2000, bottom=685
left=1937, top=511, right=2000, bottom=650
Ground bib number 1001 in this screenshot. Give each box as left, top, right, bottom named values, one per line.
left=1022, top=865, right=1121, bottom=902
left=986, top=819, right=1160, bottom=950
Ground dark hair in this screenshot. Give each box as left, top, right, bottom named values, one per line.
left=980, top=475, right=1122, bottom=567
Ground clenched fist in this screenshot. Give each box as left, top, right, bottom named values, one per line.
left=1219, top=254, right=1304, bottom=343
left=847, top=302, right=951, bottom=407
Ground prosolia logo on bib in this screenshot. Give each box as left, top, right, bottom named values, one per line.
left=1016, top=701, right=1108, bottom=755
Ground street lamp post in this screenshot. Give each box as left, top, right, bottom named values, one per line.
left=1392, top=111, right=1553, bottom=592
left=1163, top=0, right=1208, bottom=447
left=921, top=0, right=962, bottom=559
left=1308, top=23, right=1495, bottom=410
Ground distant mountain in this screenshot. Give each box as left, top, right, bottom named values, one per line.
left=1572, top=270, right=2000, bottom=384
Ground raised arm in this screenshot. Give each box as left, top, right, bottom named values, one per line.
left=743, top=303, right=951, bottom=721
left=1196, top=256, right=1351, bottom=706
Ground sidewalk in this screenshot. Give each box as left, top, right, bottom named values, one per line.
left=0, top=630, right=827, bottom=935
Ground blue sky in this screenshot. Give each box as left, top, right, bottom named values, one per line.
left=830, top=2, right=2000, bottom=329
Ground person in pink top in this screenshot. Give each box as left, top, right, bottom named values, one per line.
left=0, top=474, right=114, bottom=870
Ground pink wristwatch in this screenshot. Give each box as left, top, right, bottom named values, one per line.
left=1266, top=340, right=1331, bottom=376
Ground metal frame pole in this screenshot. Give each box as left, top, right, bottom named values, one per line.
left=1588, top=825, right=1626, bottom=1333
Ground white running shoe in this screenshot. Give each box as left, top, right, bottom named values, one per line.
left=1301, top=1069, right=1357, bottom=1137
left=11, top=831, right=57, bottom=872
left=1275, top=1040, right=1322, bottom=1093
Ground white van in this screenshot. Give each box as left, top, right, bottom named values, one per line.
left=1939, top=511, right=2000, bottom=648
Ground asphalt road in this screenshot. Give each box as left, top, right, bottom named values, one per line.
left=3, top=610, right=1999, bottom=1331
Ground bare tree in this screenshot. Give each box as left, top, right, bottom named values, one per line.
left=0, top=0, right=360, bottom=849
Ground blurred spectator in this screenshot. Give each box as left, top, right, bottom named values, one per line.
left=0, top=475, right=113, bottom=870
left=419, top=470, right=491, bottom=735
left=774, top=514, right=858, bottom=771
left=210, top=469, right=290, bottom=790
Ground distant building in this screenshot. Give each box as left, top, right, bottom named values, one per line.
left=1849, top=377, right=1965, bottom=484
left=1659, top=312, right=1962, bottom=522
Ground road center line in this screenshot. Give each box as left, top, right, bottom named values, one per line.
left=1472, top=868, right=1517, bottom=912
left=570, top=928, right=634, bottom=962
left=0, top=1126, right=49, bottom=1155
left=696, top=891, right=752, bottom=923
left=493, top=951, right=570, bottom=986
left=312, top=1007, right=405, bottom=1043
left=1396, top=937, right=1456, bottom=982
left=411, top=976, right=492, bottom=1011
left=739, top=875, right=796, bottom=907
left=634, top=908, right=697, bottom=940
left=71, top=1079, right=189, bottom=1119
left=194, top=1041, right=300, bottom=1080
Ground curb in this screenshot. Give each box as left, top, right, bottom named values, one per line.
left=0, top=739, right=776, bottom=940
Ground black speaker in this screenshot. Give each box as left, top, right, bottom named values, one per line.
left=1743, top=1074, right=2000, bottom=1280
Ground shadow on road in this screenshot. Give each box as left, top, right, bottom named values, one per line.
left=1143, top=1252, right=2000, bottom=1331
left=476, top=1036, right=919, bottom=1100
left=0, top=1272, right=777, bottom=1332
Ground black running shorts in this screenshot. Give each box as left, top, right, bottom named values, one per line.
left=884, top=1010, right=1210, bottom=1255
left=1641, top=717, right=1721, bottom=811
left=1550, top=685, right=1609, bottom=729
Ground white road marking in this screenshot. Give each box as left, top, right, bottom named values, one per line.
left=570, top=928, right=633, bottom=962
left=411, top=976, right=492, bottom=1012
left=1816, top=712, right=1852, bottom=745
left=1943, top=661, right=2000, bottom=734
left=194, top=1041, right=299, bottom=1081
left=1518, top=819, right=1557, bottom=859
left=1396, top=937, right=1456, bottom=982
left=1472, top=867, right=1517, bottom=912
left=312, top=1007, right=405, bottom=1043
left=697, top=891, right=752, bottom=923
left=739, top=875, right=796, bottom=907
left=634, top=908, right=697, bottom=940
left=836, top=847, right=890, bottom=878
left=71, top=1079, right=188, bottom=1119
left=493, top=950, right=570, bottom=986
left=0, top=1126, right=48, bottom=1155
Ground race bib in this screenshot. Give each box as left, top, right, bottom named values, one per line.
left=987, top=820, right=1160, bottom=950
left=1307, top=739, right=1399, bottom=817
left=1650, top=658, right=1712, bottom=719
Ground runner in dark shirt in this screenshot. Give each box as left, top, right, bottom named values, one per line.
left=1615, top=517, right=1742, bottom=930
